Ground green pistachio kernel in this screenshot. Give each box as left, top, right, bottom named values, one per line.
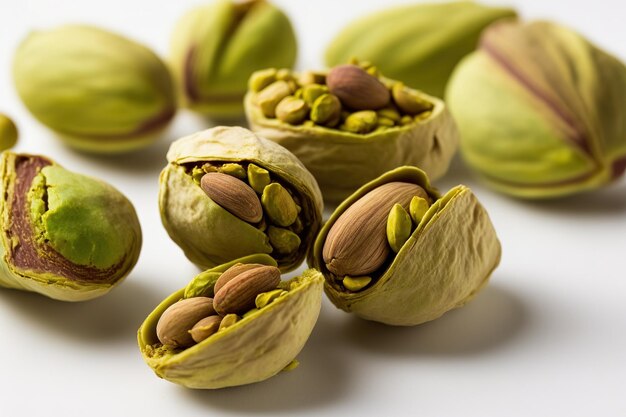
left=378, top=117, right=395, bottom=127
left=377, top=107, right=401, bottom=122
left=218, top=163, right=246, bottom=180
left=275, top=96, right=309, bottom=125
left=392, top=83, right=434, bottom=115
left=268, top=225, right=301, bottom=255
left=342, top=110, right=378, bottom=134
left=257, top=80, right=292, bottom=118
left=247, top=163, right=271, bottom=194
left=302, top=84, right=329, bottom=106
left=409, top=196, right=430, bottom=225
left=242, top=307, right=259, bottom=318
left=218, top=313, right=239, bottom=331
left=310, top=93, right=342, bottom=127
left=386, top=203, right=413, bottom=253
left=261, top=183, right=298, bottom=227
left=184, top=271, right=222, bottom=298
left=400, top=115, right=413, bottom=125
left=342, top=276, right=372, bottom=292
left=249, top=68, right=278, bottom=93
left=276, top=68, right=294, bottom=81
left=0, top=114, right=18, bottom=151
left=282, top=359, right=299, bottom=371
left=289, top=216, right=304, bottom=234
left=191, top=166, right=205, bottom=185
left=255, top=288, right=284, bottom=309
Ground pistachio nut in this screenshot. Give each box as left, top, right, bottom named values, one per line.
left=446, top=20, right=626, bottom=198
left=0, top=152, right=142, bottom=301
left=309, top=166, right=501, bottom=326
left=159, top=126, right=323, bottom=271
left=13, top=25, right=176, bottom=153
left=245, top=63, right=459, bottom=202
left=170, top=0, right=297, bottom=119
left=275, top=96, right=309, bottom=125
left=0, top=114, right=18, bottom=151
left=138, top=254, right=324, bottom=389
left=325, top=2, right=517, bottom=98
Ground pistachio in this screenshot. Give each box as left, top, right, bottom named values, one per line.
left=377, top=108, right=401, bottom=123
left=386, top=203, right=413, bottom=253
left=256, top=80, right=292, bottom=118
left=378, top=117, right=395, bottom=127
left=255, top=288, right=284, bottom=309
left=275, top=96, right=309, bottom=125
left=342, top=276, right=372, bottom=292
left=400, top=115, right=413, bottom=125
left=218, top=314, right=240, bottom=331
left=299, top=71, right=326, bottom=85
left=242, top=308, right=259, bottom=318
left=261, top=183, right=298, bottom=227
left=323, top=182, right=428, bottom=276
left=268, top=226, right=301, bottom=255
left=302, top=84, right=329, bottom=106
left=0, top=114, right=18, bottom=151
left=247, top=163, right=271, bottom=194
left=392, top=83, right=434, bottom=115
left=310, top=94, right=342, bottom=127
left=409, top=196, right=429, bottom=225
left=156, top=297, right=215, bottom=348
left=218, top=163, right=247, bottom=180
left=327, top=64, right=390, bottom=110
left=214, top=263, right=266, bottom=294
left=213, top=265, right=281, bottom=315
left=190, top=315, right=222, bottom=343
left=249, top=68, right=278, bottom=93
left=342, top=110, right=378, bottom=134
left=184, top=270, right=222, bottom=298
left=200, top=172, right=263, bottom=223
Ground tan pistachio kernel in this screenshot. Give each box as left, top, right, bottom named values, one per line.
left=267, top=225, right=301, bottom=254
left=342, top=110, right=378, bottom=134
left=214, top=263, right=266, bottom=294
left=310, top=94, right=342, bottom=127
left=327, top=64, right=390, bottom=110
left=392, top=83, right=434, bottom=115
left=249, top=68, right=278, bottom=93
left=255, top=288, right=284, bottom=309
left=256, top=80, right=292, bottom=118
left=156, top=297, right=216, bottom=348
left=247, top=163, right=271, bottom=194
left=218, top=163, right=247, bottom=180
left=218, top=313, right=240, bottom=331
left=299, top=71, right=326, bottom=85
left=261, top=183, right=298, bottom=227
left=213, top=265, right=281, bottom=315
left=342, top=276, right=372, bottom=292
left=409, top=196, right=430, bottom=225
left=276, top=96, right=309, bottom=125
left=189, top=315, right=222, bottom=343
left=386, top=203, right=413, bottom=253
left=200, top=172, right=263, bottom=223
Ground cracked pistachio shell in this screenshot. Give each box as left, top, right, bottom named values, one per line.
left=137, top=254, right=324, bottom=389
left=245, top=75, right=459, bottom=203
left=170, top=0, right=296, bottom=119
left=159, top=126, right=323, bottom=272
left=0, top=152, right=142, bottom=301
left=309, top=166, right=501, bottom=326
left=13, top=25, right=176, bottom=153
left=446, top=20, right=626, bottom=198
left=325, top=2, right=517, bottom=98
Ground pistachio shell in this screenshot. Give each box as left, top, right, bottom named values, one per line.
left=446, top=20, right=626, bottom=198
left=137, top=256, right=324, bottom=389
left=0, top=152, right=142, bottom=301
left=325, top=2, right=517, bottom=97
left=159, top=126, right=323, bottom=271
left=309, top=166, right=501, bottom=326
left=13, top=25, right=176, bottom=153
left=170, top=0, right=296, bottom=119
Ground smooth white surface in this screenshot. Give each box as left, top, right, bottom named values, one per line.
left=1, top=1, right=625, bottom=416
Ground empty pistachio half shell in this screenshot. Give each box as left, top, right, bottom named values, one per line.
left=446, top=20, right=626, bottom=198
left=309, top=166, right=501, bottom=326
left=159, top=126, right=323, bottom=271
left=245, top=63, right=459, bottom=203
left=137, top=254, right=324, bottom=389
left=0, top=152, right=142, bottom=301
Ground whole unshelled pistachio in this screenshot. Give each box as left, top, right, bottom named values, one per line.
left=0, top=114, right=18, bottom=151
left=170, top=0, right=297, bottom=119
left=446, top=20, right=626, bottom=198
left=325, top=2, right=517, bottom=98
left=13, top=25, right=176, bottom=153
left=0, top=152, right=142, bottom=301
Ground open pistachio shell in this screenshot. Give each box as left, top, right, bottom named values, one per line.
left=0, top=152, right=142, bottom=301
left=137, top=254, right=324, bottom=389
left=159, top=126, right=323, bottom=271
left=446, top=20, right=626, bottom=198
left=309, top=166, right=501, bottom=326
left=245, top=74, right=459, bottom=203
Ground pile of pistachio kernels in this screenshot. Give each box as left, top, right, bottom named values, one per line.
left=189, top=160, right=305, bottom=259
left=156, top=263, right=288, bottom=348
left=249, top=60, right=435, bottom=134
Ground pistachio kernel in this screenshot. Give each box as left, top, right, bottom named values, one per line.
left=249, top=68, right=278, bottom=93
left=343, top=276, right=372, bottom=292
left=268, top=225, right=301, bottom=255
left=386, top=203, right=413, bottom=253
left=242, top=308, right=259, bottom=318
left=189, top=315, right=222, bottom=343
left=275, top=96, right=309, bottom=125
left=400, top=115, right=413, bottom=126
left=302, top=84, right=329, bottom=107
left=299, top=71, right=326, bottom=85
left=276, top=68, right=294, bottom=81
left=378, top=117, right=395, bottom=127
left=392, top=83, right=434, bottom=115
left=342, top=110, right=378, bottom=134
left=310, top=93, right=342, bottom=127
left=261, top=183, right=299, bottom=227
left=218, top=313, right=240, bottom=331
left=247, top=163, right=271, bottom=194
left=218, top=163, right=247, bottom=180
left=255, top=288, right=284, bottom=309
left=256, top=80, right=292, bottom=118
left=409, top=196, right=430, bottom=225
left=377, top=107, right=401, bottom=122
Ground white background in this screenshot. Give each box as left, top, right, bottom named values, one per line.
left=1, top=1, right=626, bottom=416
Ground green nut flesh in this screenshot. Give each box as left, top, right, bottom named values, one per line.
left=309, top=166, right=501, bottom=326
left=170, top=0, right=297, bottom=119
left=446, top=20, right=626, bottom=198
left=0, top=114, right=18, bottom=151
left=159, top=126, right=323, bottom=272
left=138, top=254, right=324, bottom=389
left=13, top=25, right=176, bottom=153
left=325, top=2, right=517, bottom=98
left=0, top=152, right=142, bottom=301
left=386, top=203, right=412, bottom=253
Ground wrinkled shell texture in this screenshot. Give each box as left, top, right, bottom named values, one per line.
left=159, top=126, right=323, bottom=271
left=447, top=20, right=626, bottom=198
left=310, top=166, right=501, bottom=326
left=245, top=88, right=459, bottom=203
left=138, top=266, right=323, bottom=389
